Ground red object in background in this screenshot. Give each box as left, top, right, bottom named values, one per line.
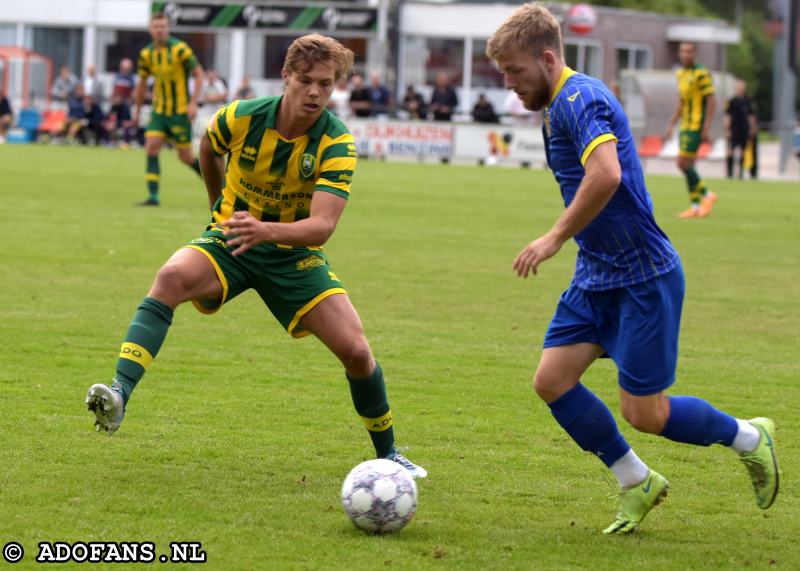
left=566, top=4, right=597, bottom=35
left=0, top=47, right=53, bottom=106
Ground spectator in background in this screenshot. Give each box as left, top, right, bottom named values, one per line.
left=724, top=79, right=757, bottom=180
left=82, top=64, right=105, bottom=103
left=113, top=58, right=136, bottom=104
left=0, top=87, right=11, bottom=144
left=328, top=75, right=351, bottom=119
left=51, top=66, right=78, bottom=103
left=105, top=92, right=137, bottom=147
left=202, top=69, right=228, bottom=108
left=429, top=72, right=458, bottom=121
left=368, top=72, right=392, bottom=116
left=503, top=91, right=535, bottom=125
left=64, top=84, right=87, bottom=141
left=235, top=75, right=255, bottom=100
left=472, top=93, right=499, bottom=123
left=78, top=94, right=107, bottom=145
left=349, top=73, right=372, bottom=118
left=401, top=85, right=427, bottom=120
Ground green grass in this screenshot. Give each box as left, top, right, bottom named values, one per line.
left=0, top=145, right=798, bottom=570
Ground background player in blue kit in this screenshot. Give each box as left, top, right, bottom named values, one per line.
left=487, top=3, right=779, bottom=534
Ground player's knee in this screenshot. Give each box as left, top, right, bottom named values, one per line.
left=621, top=404, right=666, bottom=434
left=152, top=263, right=192, bottom=301
left=533, top=369, right=568, bottom=403
left=340, top=341, right=373, bottom=377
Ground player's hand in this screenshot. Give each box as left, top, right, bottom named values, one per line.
left=701, top=127, right=711, bottom=144
left=187, top=101, right=198, bottom=121
left=222, top=211, right=269, bottom=256
left=512, top=234, right=562, bottom=278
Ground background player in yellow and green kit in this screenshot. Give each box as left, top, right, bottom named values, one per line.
left=133, top=11, right=205, bottom=206
left=86, top=34, right=426, bottom=479
left=664, top=42, right=717, bottom=218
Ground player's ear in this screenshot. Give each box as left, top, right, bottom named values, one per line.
left=281, top=68, right=290, bottom=85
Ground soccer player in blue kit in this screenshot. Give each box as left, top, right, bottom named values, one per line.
left=487, top=3, right=779, bottom=534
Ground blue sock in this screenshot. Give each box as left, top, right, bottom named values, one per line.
left=548, top=383, right=630, bottom=467
left=660, top=396, right=738, bottom=446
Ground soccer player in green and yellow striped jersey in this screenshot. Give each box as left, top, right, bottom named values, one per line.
left=664, top=42, right=717, bottom=218
left=133, top=11, right=205, bottom=206
left=86, top=34, right=426, bottom=479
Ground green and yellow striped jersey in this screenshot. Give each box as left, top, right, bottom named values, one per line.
left=676, top=65, right=715, bottom=131
left=206, top=96, right=357, bottom=235
left=137, top=38, right=198, bottom=115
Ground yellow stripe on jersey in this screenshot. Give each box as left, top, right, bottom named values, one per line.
left=580, top=133, right=618, bottom=166
left=206, top=97, right=357, bottom=239
left=137, top=38, right=197, bottom=116
left=677, top=66, right=715, bottom=131
left=119, top=342, right=154, bottom=369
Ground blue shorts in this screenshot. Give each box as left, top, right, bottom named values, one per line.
left=543, top=265, right=685, bottom=396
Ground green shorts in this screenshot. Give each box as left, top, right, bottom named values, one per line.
left=678, top=130, right=702, bottom=158
left=146, top=112, right=193, bottom=147
left=185, top=229, right=347, bottom=338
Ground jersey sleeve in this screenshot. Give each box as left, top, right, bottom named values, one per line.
left=137, top=48, right=151, bottom=79
left=177, top=41, right=199, bottom=73
left=696, top=68, right=715, bottom=96
left=316, top=134, right=358, bottom=199
left=561, top=85, right=619, bottom=166
left=206, top=100, right=240, bottom=156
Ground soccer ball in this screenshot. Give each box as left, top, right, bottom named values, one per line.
left=341, top=459, right=418, bottom=534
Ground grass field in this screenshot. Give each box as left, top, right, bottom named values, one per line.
left=1, top=144, right=798, bottom=570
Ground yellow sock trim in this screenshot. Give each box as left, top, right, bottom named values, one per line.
left=361, top=410, right=393, bottom=432
left=119, top=342, right=154, bottom=369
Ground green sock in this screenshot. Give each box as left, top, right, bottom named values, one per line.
left=146, top=155, right=160, bottom=201
left=190, top=158, right=202, bottom=177
left=685, top=166, right=703, bottom=205
left=113, top=297, right=174, bottom=405
left=346, top=362, right=396, bottom=458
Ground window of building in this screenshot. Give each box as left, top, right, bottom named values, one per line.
left=402, top=36, right=464, bottom=91
left=471, top=39, right=503, bottom=89
left=248, top=34, right=366, bottom=79
left=26, top=27, right=83, bottom=76
left=0, top=25, right=15, bottom=46
left=616, top=44, right=652, bottom=77
left=565, top=39, right=602, bottom=78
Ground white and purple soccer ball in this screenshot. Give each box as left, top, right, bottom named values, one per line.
left=341, top=459, right=418, bottom=534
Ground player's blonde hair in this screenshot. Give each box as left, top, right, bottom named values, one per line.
left=486, top=2, right=563, bottom=60
left=284, top=34, right=354, bottom=81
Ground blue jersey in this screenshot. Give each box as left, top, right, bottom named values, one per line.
left=543, top=68, right=679, bottom=291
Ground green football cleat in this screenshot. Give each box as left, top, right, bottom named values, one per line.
left=739, top=417, right=779, bottom=509
left=603, top=470, right=669, bottom=535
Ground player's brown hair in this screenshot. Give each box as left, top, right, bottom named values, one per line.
left=150, top=11, right=168, bottom=22
left=283, top=34, right=354, bottom=81
left=486, top=2, right=563, bottom=60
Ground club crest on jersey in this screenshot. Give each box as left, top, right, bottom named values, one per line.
left=300, top=153, right=316, bottom=179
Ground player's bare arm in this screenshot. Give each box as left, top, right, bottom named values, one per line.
left=513, top=140, right=621, bottom=278
left=701, top=93, right=716, bottom=143
left=223, top=191, right=347, bottom=255
left=133, top=78, right=147, bottom=126
left=198, top=135, right=224, bottom=209
left=187, top=65, right=205, bottom=120
left=664, top=100, right=682, bottom=140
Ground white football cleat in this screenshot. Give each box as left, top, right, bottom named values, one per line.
left=85, top=383, right=125, bottom=435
